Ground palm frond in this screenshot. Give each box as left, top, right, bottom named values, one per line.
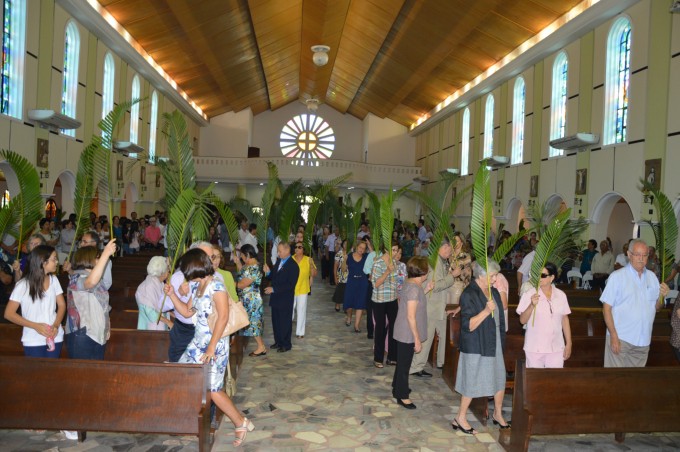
left=69, top=143, right=97, bottom=261
left=256, top=162, right=279, bottom=264
left=190, top=185, right=216, bottom=242
left=640, top=179, right=678, bottom=290
left=527, top=200, right=562, bottom=239
left=214, top=198, right=241, bottom=248
left=159, top=110, right=196, bottom=205
left=492, top=228, right=530, bottom=263
left=528, top=209, right=572, bottom=289
left=276, top=179, right=303, bottom=242
left=470, top=165, right=492, bottom=271
left=364, top=190, right=382, bottom=251
left=303, top=173, right=352, bottom=254
left=166, top=188, right=199, bottom=262
left=227, top=197, right=254, bottom=223
left=378, top=185, right=410, bottom=258
left=0, top=150, right=42, bottom=259
left=344, top=195, right=364, bottom=251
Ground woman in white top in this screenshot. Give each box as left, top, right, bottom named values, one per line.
left=4, top=245, right=65, bottom=357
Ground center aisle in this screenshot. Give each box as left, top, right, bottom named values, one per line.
left=216, top=273, right=502, bottom=451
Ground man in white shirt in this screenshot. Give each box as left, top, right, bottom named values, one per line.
left=417, top=219, right=427, bottom=244
left=517, top=249, right=536, bottom=295
left=614, top=240, right=631, bottom=270
left=357, top=222, right=369, bottom=240
left=591, top=240, right=615, bottom=291
left=240, top=223, right=258, bottom=254
left=238, top=220, right=249, bottom=245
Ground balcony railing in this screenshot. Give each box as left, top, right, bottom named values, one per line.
left=194, top=156, right=422, bottom=189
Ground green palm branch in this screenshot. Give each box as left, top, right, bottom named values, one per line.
left=364, top=191, right=382, bottom=252
left=256, top=162, right=279, bottom=265
left=213, top=198, right=241, bottom=249
left=492, top=228, right=530, bottom=264
left=470, top=163, right=494, bottom=314
left=0, top=150, right=42, bottom=260
left=640, top=179, right=678, bottom=305
left=378, top=185, right=410, bottom=259
left=68, top=143, right=97, bottom=262
left=343, top=195, right=364, bottom=251
left=276, top=179, right=304, bottom=243
left=528, top=208, right=572, bottom=325
left=93, top=98, right=143, bottom=240
left=157, top=110, right=196, bottom=207
left=190, top=185, right=216, bottom=242
left=303, top=173, right=352, bottom=254
left=227, top=197, right=255, bottom=223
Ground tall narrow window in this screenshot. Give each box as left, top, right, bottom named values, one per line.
left=461, top=108, right=470, bottom=175
left=101, top=52, right=114, bottom=143
left=603, top=17, right=631, bottom=145
left=483, top=95, right=494, bottom=158
left=149, top=90, right=158, bottom=163
left=130, top=75, right=140, bottom=143
left=549, top=51, right=568, bottom=157
left=512, top=77, right=526, bottom=165
left=61, top=20, right=80, bottom=137
left=1, top=0, right=26, bottom=119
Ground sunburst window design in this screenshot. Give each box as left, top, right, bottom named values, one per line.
left=280, top=114, right=335, bottom=166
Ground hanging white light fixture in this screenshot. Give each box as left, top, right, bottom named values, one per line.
left=311, top=45, right=330, bottom=67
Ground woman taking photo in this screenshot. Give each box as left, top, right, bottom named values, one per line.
left=453, top=260, right=508, bottom=434
left=234, top=244, right=266, bottom=357
left=65, top=239, right=117, bottom=359
left=164, top=248, right=254, bottom=446
left=344, top=240, right=369, bottom=332
left=4, top=245, right=65, bottom=357
left=292, top=240, right=317, bottom=339
left=517, top=262, right=572, bottom=368
left=391, top=256, right=431, bottom=409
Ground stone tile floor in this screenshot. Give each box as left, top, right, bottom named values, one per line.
left=2, top=276, right=679, bottom=451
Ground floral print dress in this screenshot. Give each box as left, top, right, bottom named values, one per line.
left=237, top=264, right=264, bottom=337
left=179, top=277, right=229, bottom=392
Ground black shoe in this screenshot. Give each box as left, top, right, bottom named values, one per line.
left=396, top=399, right=417, bottom=410
left=386, top=360, right=397, bottom=366
left=367, top=335, right=373, bottom=339
left=451, top=418, right=477, bottom=435
left=277, top=347, right=290, bottom=353
left=410, top=370, right=432, bottom=378
left=270, top=343, right=279, bottom=349
left=492, top=418, right=511, bottom=429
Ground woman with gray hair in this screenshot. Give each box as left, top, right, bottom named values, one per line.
left=452, top=260, right=508, bottom=434
left=136, top=256, right=172, bottom=330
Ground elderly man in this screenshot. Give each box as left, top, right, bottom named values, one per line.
left=264, top=242, right=299, bottom=353
left=601, top=239, right=668, bottom=367
left=409, top=238, right=456, bottom=377
left=144, top=216, right=162, bottom=249
left=591, top=240, right=615, bottom=291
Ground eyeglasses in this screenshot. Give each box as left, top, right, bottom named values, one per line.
left=540, top=273, right=551, bottom=278
left=295, top=246, right=303, bottom=249
left=210, top=254, right=221, bottom=261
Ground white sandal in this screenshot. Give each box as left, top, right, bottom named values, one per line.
left=233, top=417, right=254, bottom=447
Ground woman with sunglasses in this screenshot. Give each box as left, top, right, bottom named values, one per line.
left=516, top=262, right=572, bottom=368
left=292, top=241, right=317, bottom=339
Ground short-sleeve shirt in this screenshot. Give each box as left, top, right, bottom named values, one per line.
left=518, top=250, right=535, bottom=283
left=294, top=255, right=313, bottom=295
left=10, top=276, right=64, bottom=346
left=393, top=281, right=427, bottom=343
left=600, top=264, right=660, bottom=347
left=370, top=257, right=397, bottom=303
left=517, top=286, right=571, bottom=353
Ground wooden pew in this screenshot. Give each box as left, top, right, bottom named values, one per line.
left=0, top=356, right=212, bottom=451
left=503, top=360, right=680, bottom=452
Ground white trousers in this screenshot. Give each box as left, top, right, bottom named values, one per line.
left=293, top=294, right=308, bottom=336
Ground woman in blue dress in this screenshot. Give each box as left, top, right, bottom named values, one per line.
left=344, top=240, right=369, bottom=332
left=164, top=248, right=254, bottom=447
left=234, top=244, right=266, bottom=356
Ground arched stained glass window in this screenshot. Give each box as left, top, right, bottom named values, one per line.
left=280, top=114, right=335, bottom=166
left=461, top=108, right=470, bottom=175
left=603, top=17, right=631, bottom=145
left=512, top=77, right=525, bottom=165
left=483, top=95, right=494, bottom=158
left=130, top=75, right=140, bottom=143
left=550, top=51, right=568, bottom=157
left=149, top=90, right=158, bottom=163
left=61, top=20, right=80, bottom=137
left=1, top=0, right=26, bottom=119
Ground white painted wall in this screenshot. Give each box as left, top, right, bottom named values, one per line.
left=199, top=109, right=253, bottom=157
left=362, top=113, right=415, bottom=166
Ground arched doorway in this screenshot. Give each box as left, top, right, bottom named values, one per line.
left=591, top=192, right=635, bottom=257
left=504, top=198, right=527, bottom=233
left=53, top=170, right=76, bottom=215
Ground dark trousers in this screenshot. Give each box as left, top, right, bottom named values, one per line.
left=328, top=251, right=336, bottom=285
left=591, top=275, right=608, bottom=292
left=392, top=340, right=415, bottom=399
left=66, top=329, right=106, bottom=360
left=373, top=299, right=398, bottom=363
left=366, top=282, right=374, bottom=337
left=24, top=342, right=63, bottom=358
left=168, top=320, right=195, bottom=362
left=321, top=255, right=330, bottom=280
left=272, top=303, right=293, bottom=350
left=674, top=346, right=680, bottom=363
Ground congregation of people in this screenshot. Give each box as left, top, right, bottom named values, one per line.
left=3, top=209, right=680, bottom=444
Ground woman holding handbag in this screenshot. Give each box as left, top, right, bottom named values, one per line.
left=163, top=248, right=254, bottom=447
left=234, top=244, right=266, bottom=356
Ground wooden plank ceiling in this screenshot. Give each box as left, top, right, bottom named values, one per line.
left=98, top=0, right=582, bottom=126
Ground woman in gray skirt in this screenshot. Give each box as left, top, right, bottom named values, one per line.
left=452, top=260, right=509, bottom=434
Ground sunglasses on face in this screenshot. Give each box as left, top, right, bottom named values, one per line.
left=540, top=273, right=551, bottom=278
left=295, top=246, right=303, bottom=249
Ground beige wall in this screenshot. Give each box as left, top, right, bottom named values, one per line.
left=414, top=0, right=679, bottom=246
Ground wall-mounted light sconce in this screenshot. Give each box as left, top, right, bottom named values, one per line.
left=643, top=194, right=655, bottom=204
left=574, top=197, right=582, bottom=206
left=39, top=170, right=50, bottom=179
